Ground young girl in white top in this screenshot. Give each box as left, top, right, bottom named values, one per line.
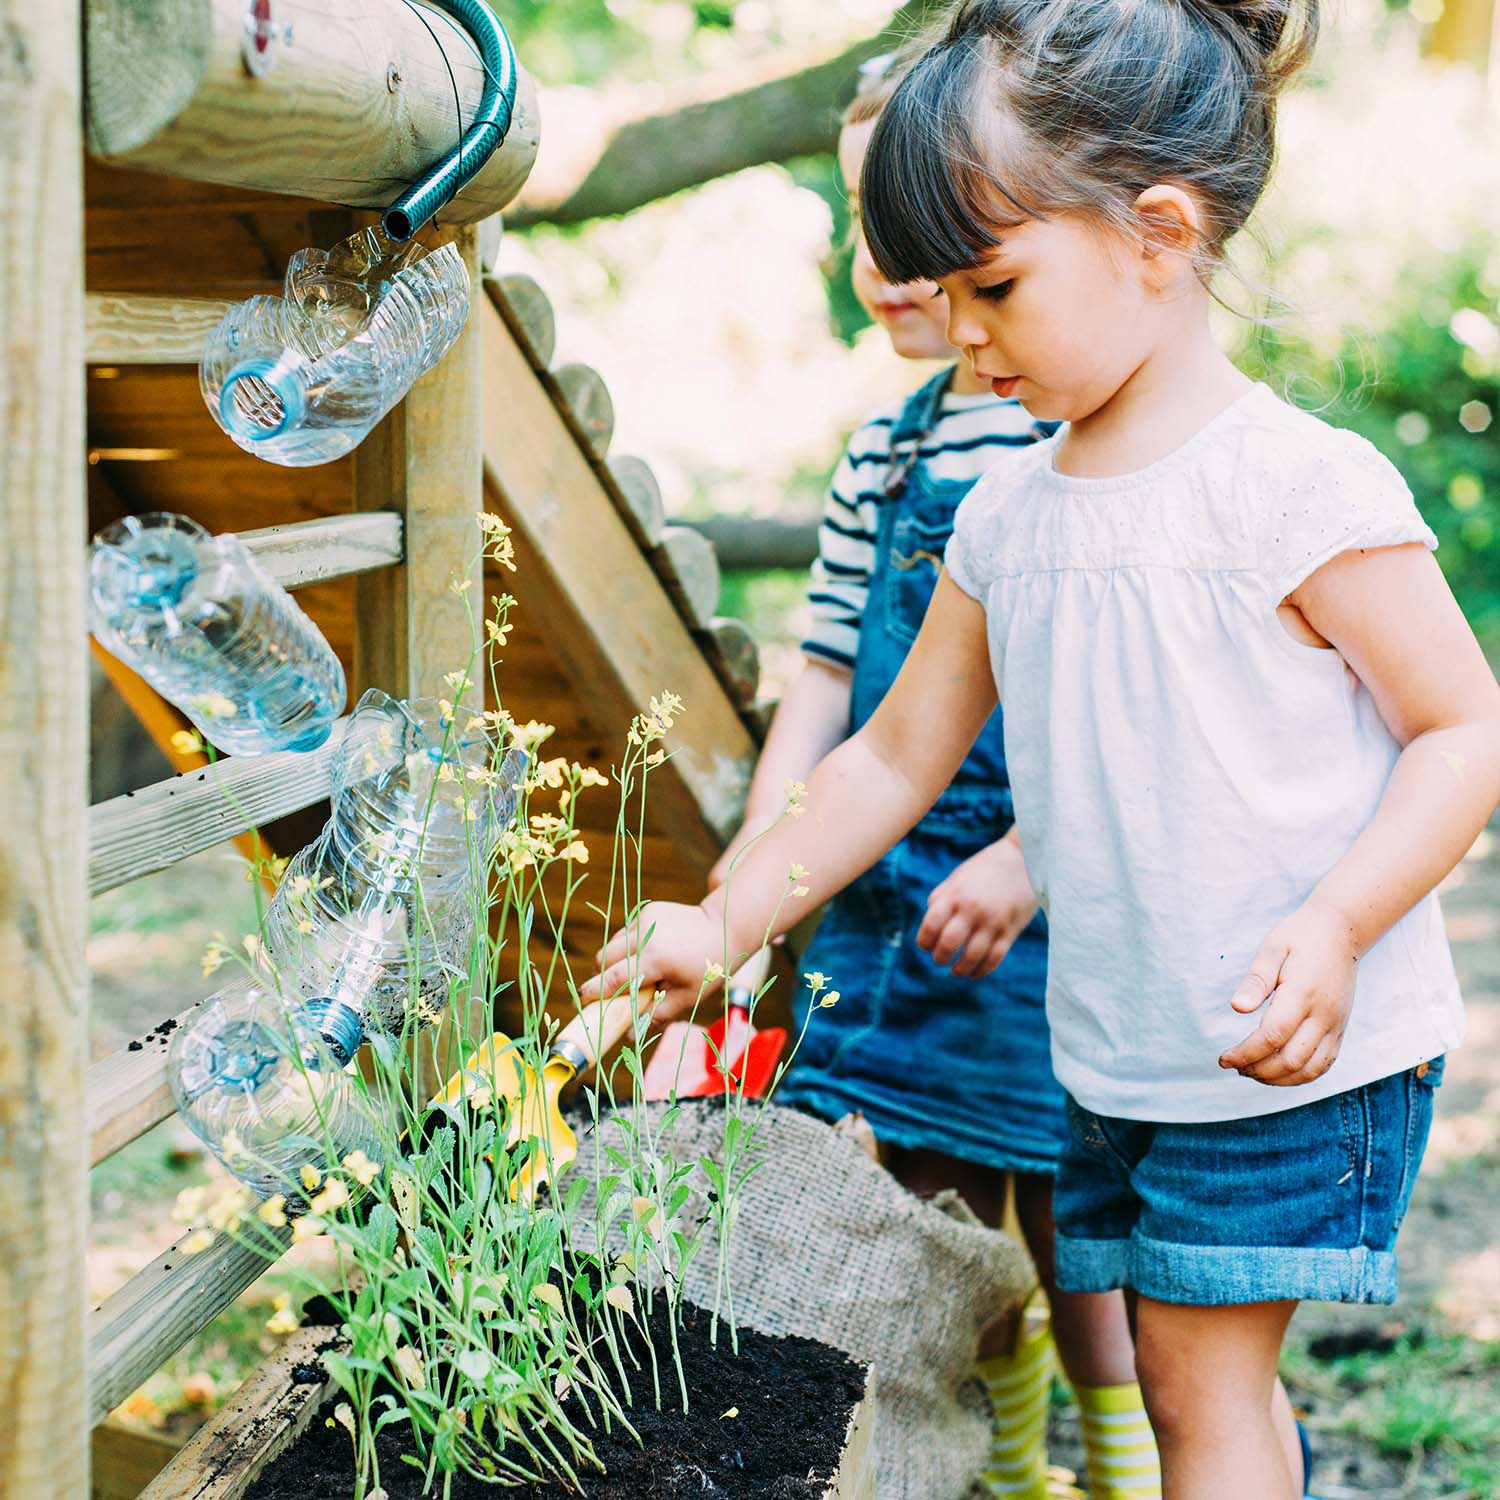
left=585, top=2, right=1500, bottom=1495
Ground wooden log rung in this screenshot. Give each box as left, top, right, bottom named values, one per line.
left=86, top=292, right=237, bottom=366
left=89, top=1226, right=290, bottom=1430
left=88, top=718, right=347, bottom=898
left=239, top=511, right=404, bottom=590
left=486, top=272, right=556, bottom=370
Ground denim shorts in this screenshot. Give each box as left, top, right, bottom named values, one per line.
left=1053, top=1058, right=1444, bottom=1305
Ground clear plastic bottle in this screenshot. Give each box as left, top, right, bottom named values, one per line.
left=88, top=512, right=346, bottom=755
left=168, top=975, right=381, bottom=1201
left=262, top=690, right=526, bottom=1043
left=200, top=225, right=471, bottom=467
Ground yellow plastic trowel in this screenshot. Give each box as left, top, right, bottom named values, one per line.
left=436, top=995, right=637, bottom=1199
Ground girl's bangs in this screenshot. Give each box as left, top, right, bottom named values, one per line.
left=860, top=44, right=1027, bottom=286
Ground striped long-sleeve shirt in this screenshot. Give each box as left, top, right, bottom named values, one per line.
left=802, top=388, right=1046, bottom=669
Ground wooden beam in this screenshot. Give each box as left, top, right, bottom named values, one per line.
left=89, top=719, right=348, bottom=897
left=87, top=994, right=216, bottom=1167
left=134, top=1328, right=342, bottom=1500
left=85, top=0, right=540, bottom=225
left=238, top=512, right=404, bottom=590
left=89, top=1228, right=290, bottom=1429
left=477, top=298, right=755, bottom=854
left=353, top=226, right=484, bottom=704
left=85, top=292, right=235, bottom=365
left=0, top=1, right=91, bottom=1495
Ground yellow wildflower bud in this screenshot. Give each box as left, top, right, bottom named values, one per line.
left=258, top=1195, right=288, bottom=1228
left=299, top=1164, right=321, bottom=1192
left=341, top=1151, right=381, bottom=1187
left=309, top=1178, right=350, bottom=1215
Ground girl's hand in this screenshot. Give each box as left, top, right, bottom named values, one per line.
left=1218, top=902, right=1358, bottom=1085
left=917, top=834, right=1039, bottom=979
left=582, top=902, right=727, bottom=1024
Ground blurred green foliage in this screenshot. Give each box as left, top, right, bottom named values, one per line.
left=1243, top=253, right=1500, bottom=645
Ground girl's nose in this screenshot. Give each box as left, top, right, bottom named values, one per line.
left=946, top=298, right=990, bottom=355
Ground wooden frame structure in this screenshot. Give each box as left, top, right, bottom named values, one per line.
left=2, top=6, right=765, bottom=1495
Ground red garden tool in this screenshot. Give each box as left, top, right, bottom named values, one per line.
left=640, top=951, right=787, bottom=1102
left=696, top=947, right=786, bottom=1099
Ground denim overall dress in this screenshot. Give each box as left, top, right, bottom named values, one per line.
left=778, top=370, right=1067, bottom=1174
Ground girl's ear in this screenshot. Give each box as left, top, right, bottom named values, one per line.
left=1132, top=184, right=1203, bottom=288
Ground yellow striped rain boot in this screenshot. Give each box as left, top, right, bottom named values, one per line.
left=1075, top=1381, right=1162, bottom=1499
left=980, top=1299, right=1058, bottom=1500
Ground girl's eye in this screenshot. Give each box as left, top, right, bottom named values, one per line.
left=975, top=279, right=1015, bottom=302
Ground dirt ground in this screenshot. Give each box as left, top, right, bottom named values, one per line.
left=90, top=826, right=1500, bottom=1494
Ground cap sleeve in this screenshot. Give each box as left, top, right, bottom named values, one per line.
left=944, top=471, right=1003, bottom=602
left=1261, top=427, right=1437, bottom=600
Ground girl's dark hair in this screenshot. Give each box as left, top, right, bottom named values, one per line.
left=861, top=0, right=1319, bottom=284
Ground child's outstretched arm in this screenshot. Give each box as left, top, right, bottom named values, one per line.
left=1222, top=544, right=1500, bottom=1085
left=582, top=575, right=998, bottom=1017
left=707, top=658, right=852, bottom=890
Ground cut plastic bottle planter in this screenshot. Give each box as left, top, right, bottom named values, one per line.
left=88, top=512, right=346, bottom=755
left=201, top=225, right=471, bottom=466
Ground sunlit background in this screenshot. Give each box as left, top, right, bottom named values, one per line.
left=92, top=3, right=1500, bottom=1493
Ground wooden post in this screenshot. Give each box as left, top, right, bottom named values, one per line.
left=0, top=2, right=91, bottom=1495
left=353, top=224, right=485, bottom=1093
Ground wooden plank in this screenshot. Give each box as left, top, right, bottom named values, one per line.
left=86, top=292, right=235, bottom=365
left=85, top=0, right=540, bottom=225
left=89, top=1229, right=291, bottom=1430
left=0, top=2, right=91, bottom=1495
left=237, top=512, right=404, bottom=590
left=92, top=1422, right=181, bottom=1500
left=828, top=1381, right=876, bottom=1500
left=89, top=719, right=348, bottom=897
left=135, top=1328, right=342, bottom=1500
left=88, top=994, right=217, bottom=1167
left=353, top=226, right=484, bottom=705
left=477, top=298, right=755, bottom=855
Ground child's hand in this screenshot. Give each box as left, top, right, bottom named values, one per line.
left=581, top=902, right=727, bottom=1024
left=1219, top=902, right=1358, bottom=1085
left=917, top=834, right=1039, bottom=979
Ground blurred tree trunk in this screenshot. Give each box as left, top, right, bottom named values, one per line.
left=510, top=0, right=946, bottom=228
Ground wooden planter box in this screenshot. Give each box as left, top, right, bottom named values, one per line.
left=137, top=1329, right=876, bottom=1500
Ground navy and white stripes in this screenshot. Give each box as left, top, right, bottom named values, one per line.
left=802, top=391, right=1045, bottom=668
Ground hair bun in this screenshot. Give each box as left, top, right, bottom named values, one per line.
left=1182, top=0, right=1319, bottom=81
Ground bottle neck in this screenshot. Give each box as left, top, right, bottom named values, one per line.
left=219, top=355, right=310, bottom=442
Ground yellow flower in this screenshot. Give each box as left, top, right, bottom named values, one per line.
left=201, top=934, right=228, bottom=978
left=241, top=934, right=263, bottom=963
left=221, top=1132, right=246, bottom=1161
left=180, top=1229, right=215, bottom=1256
left=818, top=990, right=841, bottom=1009
left=449, top=575, right=474, bottom=595
left=169, top=728, right=204, bottom=756
left=189, top=692, right=238, bottom=719
left=574, top=765, right=609, bottom=788
left=560, top=841, right=590, bottom=863
left=788, top=863, right=809, bottom=882
left=791, top=886, right=810, bottom=899
left=299, top=1164, right=321, bottom=1193
left=207, top=1184, right=251, bottom=1232
left=704, top=961, right=725, bottom=982
left=477, top=511, right=509, bottom=537
left=805, top=971, right=828, bottom=993
left=646, top=749, right=666, bottom=767
left=309, top=1177, right=350, bottom=1215
left=485, top=617, right=513, bottom=646
left=174, top=1185, right=208, bottom=1223
left=443, top=670, right=470, bottom=694
left=258, top=1195, right=288, bottom=1228
left=785, top=779, right=806, bottom=804
left=291, top=1214, right=326, bottom=1244
left=342, top=1151, right=381, bottom=1187
left=265, top=1294, right=299, bottom=1336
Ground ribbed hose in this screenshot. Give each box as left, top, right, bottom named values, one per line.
left=382, top=0, right=519, bottom=242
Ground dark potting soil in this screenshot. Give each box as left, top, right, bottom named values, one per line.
left=244, top=1301, right=864, bottom=1500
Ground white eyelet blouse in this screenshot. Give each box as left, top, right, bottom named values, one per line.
left=946, top=382, right=1464, bottom=1122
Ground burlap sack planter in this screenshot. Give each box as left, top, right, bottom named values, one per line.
left=574, top=1102, right=1034, bottom=1500
left=136, top=1324, right=875, bottom=1500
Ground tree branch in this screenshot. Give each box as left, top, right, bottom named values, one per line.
left=510, top=0, right=945, bottom=228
